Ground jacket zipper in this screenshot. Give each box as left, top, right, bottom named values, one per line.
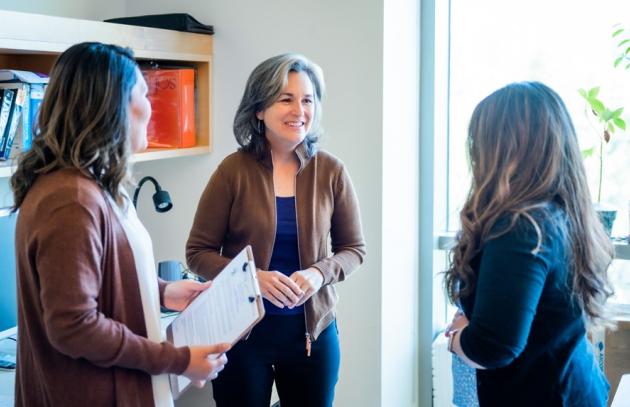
left=294, top=171, right=312, bottom=357
left=272, top=151, right=311, bottom=356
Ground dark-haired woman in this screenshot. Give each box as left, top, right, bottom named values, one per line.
left=186, top=53, right=366, bottom=407
left=444, top=81, right=613, bottom=406
left=11, top=42, right=229, bottom=407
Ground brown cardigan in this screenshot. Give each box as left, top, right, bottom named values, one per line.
left=186, top=144, right=366, bottom=340
left=14, top=169, right=189, bottom=407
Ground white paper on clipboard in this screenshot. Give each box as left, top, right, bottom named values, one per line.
left=166, top=245, right=264, bottom=399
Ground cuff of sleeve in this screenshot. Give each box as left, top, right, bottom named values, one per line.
left=173, top=346, right=191, bottom=375
left=311, top=261, right=333, bottom=285
left=158, top=279, right=168, bottom=306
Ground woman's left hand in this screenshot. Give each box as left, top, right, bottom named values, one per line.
left=163, top=279, right=212, bottom=311
left=289, top=267, right=324, bottom=306
left=445, top=310, right=469, bottom=337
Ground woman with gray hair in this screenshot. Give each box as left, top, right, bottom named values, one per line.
left=187, top=53, right=366, bottom=406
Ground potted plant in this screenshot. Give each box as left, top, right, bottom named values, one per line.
left=577, top=90, right=625, bottom=236
left=576, top=26, right=630, bottom=236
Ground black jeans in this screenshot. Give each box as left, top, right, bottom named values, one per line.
left=212, top=313, right=340, bottom=407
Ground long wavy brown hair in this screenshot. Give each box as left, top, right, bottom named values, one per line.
left=445, top=81, right=614, bottom=326
left=11, top=42, right=139, bottom=209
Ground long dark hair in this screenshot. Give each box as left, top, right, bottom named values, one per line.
left=445, top=81, right=614, bottom=326
left=11, top=42, right=139, bottom=209
left=233, top=53, right=325, bottom=160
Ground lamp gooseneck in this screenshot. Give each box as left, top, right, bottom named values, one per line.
left=132, top=176, right=173, bottom=213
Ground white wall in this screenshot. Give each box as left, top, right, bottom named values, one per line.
left=0, top=0, right=124, bottom=21
left=1, top=1, right=430, bottom=406
left=127, top=1, right=385, bottom=406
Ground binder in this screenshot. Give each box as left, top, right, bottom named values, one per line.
left=0, top=75, right=48, bottom=155
left=0, top=89, right=16, bottom=155
left=142, top=68, right=196, bottom=149
left=166, top=245, right=264, bottom=399
left=0, top=84, right=27, bottom=160
left=22, top=83, right=46, bottom=153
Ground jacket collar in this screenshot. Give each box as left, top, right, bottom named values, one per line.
left=260, top=141, right=312, bottom=172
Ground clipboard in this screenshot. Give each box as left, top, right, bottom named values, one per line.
left=166, top=245, right=264, bottom=399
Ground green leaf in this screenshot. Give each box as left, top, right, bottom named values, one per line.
left=601, top=108, right=614, bottom=122
left=582, top=147, right=595, bottom=158
left=588, top=87, right=600, bottom=98
left=578, top=88, right=588, bottom=98
left=611, top=107, right=624, bottom=118
left=615, top=56, right=624, bottom=67
left=590, top=99, right=605, bottom=116
left=618, top=39, right=630, bottom=47
left=614, top=117, right=626, bottom=130
left=613, top=28, right=625, bottom=37
left=608, top=122, right=615, bottom=133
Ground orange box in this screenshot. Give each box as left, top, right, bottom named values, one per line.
left=142, top=68, right=196, bottom=148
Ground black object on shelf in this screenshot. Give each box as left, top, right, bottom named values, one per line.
left=133, top=176, right=173, bottom=213
left=104, top=13, right=214, bottom=35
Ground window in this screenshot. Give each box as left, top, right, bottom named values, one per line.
left=440, top=0, right=630, bottom=326
left=448, top=0, right=630, bottom=239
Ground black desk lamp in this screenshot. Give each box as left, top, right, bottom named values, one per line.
left=133, top=176, right=173, bottom=212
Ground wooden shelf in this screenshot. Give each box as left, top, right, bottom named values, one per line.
left=131, top=146, right=211, bottom=163
left=0, top=146, right=211, bottom=178
left=0, top=9, right=213, bottom=172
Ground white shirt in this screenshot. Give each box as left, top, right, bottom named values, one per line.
left=109, top=196, right=174, bottom=407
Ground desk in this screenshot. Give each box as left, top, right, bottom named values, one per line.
left=0, top=313, right=179, bottom=407
left=612, top=374, right=630, bottom=407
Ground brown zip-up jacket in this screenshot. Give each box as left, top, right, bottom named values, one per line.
left=14, top=169, right=189, bottom=407
left=186, top=144, right=366, bottom=340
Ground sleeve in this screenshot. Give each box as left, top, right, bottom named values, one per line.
left=311, top=164, right=367, bottom=285
left=458, top=219, right=551, bottom=369
left=158, top=278, right=168, bottom=305
left=37, top=199, right=190, bottom=375
left=186, top=164, right=233, bottom=280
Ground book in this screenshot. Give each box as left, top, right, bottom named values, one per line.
left=24, top=83, right=46, bottom=152
left=0, top=82, right=46, bottom=158
left=166, top=245, right=264, bottom=399
left=0, top=89, right=16, bottom=155
left=0, top=69, right=49, bottom=84
left=0, top=84, right=28, bottom=160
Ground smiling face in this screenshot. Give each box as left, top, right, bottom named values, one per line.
left=128, top=68, right=152, bottom=153
left=256, top=71, right=315, bottom=153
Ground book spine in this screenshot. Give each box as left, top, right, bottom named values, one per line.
left=2, top=88, right=26, bottom=159
left=0, top=89, right=16, bottom=154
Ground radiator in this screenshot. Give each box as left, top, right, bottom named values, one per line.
left=432, top=334, right=454, bottom=407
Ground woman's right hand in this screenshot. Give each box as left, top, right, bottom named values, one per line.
left=256, top=269, right=304, bottom=308
left=183, top=343, right=231, bottom=388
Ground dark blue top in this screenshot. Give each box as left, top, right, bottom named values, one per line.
left=459, top=205, right=609, bottom=406
left=264, top=197, right=303, bottom=315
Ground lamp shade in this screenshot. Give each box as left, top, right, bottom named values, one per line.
left=153, top=189, right=173, bottom=212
